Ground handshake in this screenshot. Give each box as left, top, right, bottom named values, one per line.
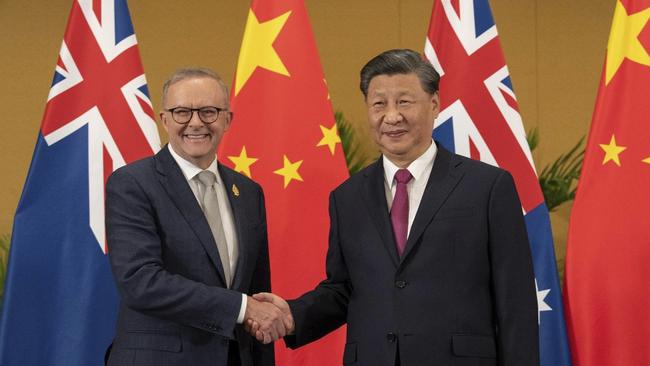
left=243, top=293, right=294, bottom=344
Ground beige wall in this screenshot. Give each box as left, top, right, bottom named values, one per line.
left=0, top=1, right=615, bottom=255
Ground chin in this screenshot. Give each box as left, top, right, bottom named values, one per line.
left=382, top=143, right=411, bottom=155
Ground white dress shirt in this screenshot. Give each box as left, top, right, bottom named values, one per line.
left=383, top=140, right=437, bottom=237
left=168, top=145, right=247, bottom=323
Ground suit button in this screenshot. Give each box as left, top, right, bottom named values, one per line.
left=386, top=332, right=396, bottom=342
left=395, top=280, right=407, bottom=289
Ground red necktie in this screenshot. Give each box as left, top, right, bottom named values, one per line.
left=390, top=169, right=413, bottom=256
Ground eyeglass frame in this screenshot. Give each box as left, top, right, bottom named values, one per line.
left=164, top=106, right=232, bottom=124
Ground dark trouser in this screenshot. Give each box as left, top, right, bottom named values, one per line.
left=228, top=340, right=241, bottom=366
left=395, top=343, right=401, bottom=366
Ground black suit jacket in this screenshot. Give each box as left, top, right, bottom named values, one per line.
left=286, top=144, right=539, bottom=366
left=105, top=146, right=273, bottom=366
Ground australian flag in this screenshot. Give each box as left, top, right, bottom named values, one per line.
left=426, top=1, right=572, bottom=365
left=0, top=1, right=159, bottom=365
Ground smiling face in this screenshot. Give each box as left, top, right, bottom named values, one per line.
left=366, top=72, right=439, bottom=167
left=161, top=77, right=231, bottom=169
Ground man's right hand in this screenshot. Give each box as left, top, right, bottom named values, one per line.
left=244, top=296, right=288, bottom=344
left=244, top=292, right=295, bottom=343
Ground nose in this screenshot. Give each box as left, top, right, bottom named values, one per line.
left=383, top=104, right=403, bottom=125
left=187, top=110, right=204, bottom=128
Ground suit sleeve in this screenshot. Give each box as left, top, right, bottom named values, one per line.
left=105, top=168, right=241, bottom=338
left=284, top=191, right=350, bottom=348
left=488, top=170, right=540, bottom=366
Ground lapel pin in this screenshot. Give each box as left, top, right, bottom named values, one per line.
left=232, top=184, right=240, bottom=197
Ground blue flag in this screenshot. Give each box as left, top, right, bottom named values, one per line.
left=426, top=1, right=572, bottom=364
left=0, top=1, right=160, bottom=365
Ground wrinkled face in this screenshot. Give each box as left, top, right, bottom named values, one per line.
left=161, top=77, right=231, bottom=169
left=366, top=73, right=439, bottom=167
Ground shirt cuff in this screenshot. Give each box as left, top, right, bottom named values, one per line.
left=236, top=293, right=247, bottom=324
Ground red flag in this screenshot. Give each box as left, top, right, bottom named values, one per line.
left=219, top=0, right=348, bottom=364
left=564, top=0, right=650, bottom=364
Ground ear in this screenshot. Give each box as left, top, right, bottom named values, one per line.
left=160, top=111, right=169, bottom=132
left=430, top=91, right=440, bottom=115
left=223, top=112, right=233, bottom=132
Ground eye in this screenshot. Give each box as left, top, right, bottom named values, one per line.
left=200, top=108, right=218, bottom=118
left=173, top=108, right=191, bottom=117
left=399, top=99, right=413, bottom=105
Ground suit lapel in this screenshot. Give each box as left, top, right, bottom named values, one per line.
left=218, top=164, right=251, bottom=292
left=154, top=146, right=229, bottom=286
left=400, top=144, right=464, bottom=262
left=362, top=158, right=400, bottom=267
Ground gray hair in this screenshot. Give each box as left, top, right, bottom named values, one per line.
left=161, top=67, right=230, bottom=107
left=359, top=49, right=440, bottom=98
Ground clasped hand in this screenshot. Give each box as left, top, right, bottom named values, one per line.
left=243, top=292, right=294, bottom=344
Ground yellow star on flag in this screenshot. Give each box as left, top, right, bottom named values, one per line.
left=642, top=156, right=650, bottom=164
left=317, top=123, right=341, bottom=155
left=274, top=155, right=304, bottom=188
left=605, top=1, right=650, bottom=84
left=228, top=146, right=258, bottom=178
left=234, top=9, right=292, bottom=95
left=599, top=135, right=627, bottom=166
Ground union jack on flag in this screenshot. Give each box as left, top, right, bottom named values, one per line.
left=0, top=1, right=159, bottom=365
left=426, top=1, right=572, bottom=365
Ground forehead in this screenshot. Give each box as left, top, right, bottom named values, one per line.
left=367, top=73, right=424, bottom=97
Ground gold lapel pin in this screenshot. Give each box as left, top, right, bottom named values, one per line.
left=232, top=184, right=240, bottom=197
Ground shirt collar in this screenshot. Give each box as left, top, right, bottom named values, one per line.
left=167, top=144, right=220, bottom=184
left=383, top=140, right=437, bottom=187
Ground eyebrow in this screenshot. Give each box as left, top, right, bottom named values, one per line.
left=370, top=90, right=414, bottom=98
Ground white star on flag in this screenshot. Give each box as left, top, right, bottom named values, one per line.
left=536, top=279, right=552, bottom=324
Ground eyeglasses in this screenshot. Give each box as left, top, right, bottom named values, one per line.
left=164, top=106, right=229, bottom=124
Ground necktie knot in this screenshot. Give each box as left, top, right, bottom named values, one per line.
left=197, top=170, right=217, bottom=188
left=395, top=169, right=413, bottom=184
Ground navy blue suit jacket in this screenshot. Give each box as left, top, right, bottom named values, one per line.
left=286, top=144, right=539, bottom=366
left=105, top=146, right=273, bottom=366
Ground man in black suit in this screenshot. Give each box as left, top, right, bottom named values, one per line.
left=105, top=68, right=288, bottom=366
left=251, top=49, right=539, bottom=365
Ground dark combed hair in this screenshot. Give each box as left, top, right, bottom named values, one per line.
left=359, top=49, right=440, bottom=98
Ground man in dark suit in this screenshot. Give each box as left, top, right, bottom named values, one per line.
left=250, top=49, right=539, bottom=365
left=105, top=68, right=288, bottom=366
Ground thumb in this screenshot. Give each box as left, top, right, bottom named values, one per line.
left=253, top=292, right=276, bottom=303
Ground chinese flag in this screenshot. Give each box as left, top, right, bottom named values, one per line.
left=564, top=0, right=650, bottom=365
left=219, top=0, right=348, bottom=364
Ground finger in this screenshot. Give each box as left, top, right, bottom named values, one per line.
left=263, top=331, right=273, bottom=344
left=273, top=318, right=287, bottom=339
left=281, top=313, right=294, bottom=332
left=245, top=319, right=259, bottom=335
left=267, top=326, right=279, bottom=343
left=255, top=330, right=265, bottom=343
left=249, top=320, right=260, bottom=333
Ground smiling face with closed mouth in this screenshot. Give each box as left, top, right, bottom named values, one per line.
left=161, top=77, right=231, bottom=169
left=366, top=72, right=439, bottom=168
